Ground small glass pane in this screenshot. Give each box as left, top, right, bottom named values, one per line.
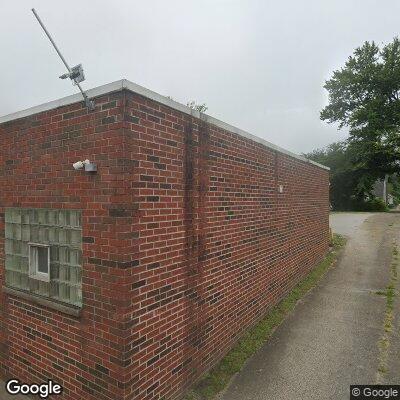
left=70, top=286, right=79, bottom=304
left=65, top=230, right=71, bottom=245
left=69, top=249, right=80, bottom=265
left=70, top=211, right=81, bottom=228
left=12, top=209, right=21, bottom=224
left=59, top=265, right=70, bottom=282
left=5, top=255, right=14, bottom=270
left=58, top=229, right=66, bottom=244
left=13, top=256, right=21, bottom=272
left=59, top=283, right=70, bottom=302
left=39, top=227, right=49, bottom=242
left=49, top=227, right=59, bottom=243
left=70, top=266, right=81, bottom=284
left=30, top=209, right=38, bottom=224
left=50, top=246, right=59, bottom=262
left=37, top=247, right=49, bottom=274
left=5, top=209, right=12, bottom=223
left=21, top=242, right=29, bottom=256
left=65, top=211, right=71, bottom=226
left=48, top=210, right=58, bottom=226
left=20, top=257, right=29, bottom=272
left=30, top=226, right=39, bottom=242
left=50, top=263, right=59, bottom=280
left=29, top=278, right=39, bottom=292
left=22, top=225, right=30, bottom=241
left=5, top=239, right=13, bottom=254
left=59, top=211, right=66, bottom=226
left=38, top=281, right=49, bottom=296
left=50, top=281, right=59, bottom=298
left=70, top=230, right=81, bottom=245
left=59, top=247, right=66, bottom=263
left=21, top=210, right=30, bottom=224
left=20, top=273, right=29, bottom=288
left=13, top=241, right=21, bottom=255
left=38, top=210, right=47, bottom=225
left=13, top=224, right=21, bottom=240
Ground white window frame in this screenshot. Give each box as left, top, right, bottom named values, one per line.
left=28, top=243, right=50, bottom=282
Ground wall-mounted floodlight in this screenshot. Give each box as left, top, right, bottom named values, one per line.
left=31, top=8, right=95, bottom=111
left=73, top=159, right=97, bottom=173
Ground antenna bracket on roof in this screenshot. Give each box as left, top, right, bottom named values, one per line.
left=31, top=8, right=95, bottom=112
left=59, top=64, right=85, bottom=84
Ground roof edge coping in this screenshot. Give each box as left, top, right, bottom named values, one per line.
left=0, top=78, right=329, bottom=171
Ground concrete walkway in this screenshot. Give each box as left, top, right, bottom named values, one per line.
left=221, top=212, right=400, bottom=400
left=0, top=380, right=27, bottom=400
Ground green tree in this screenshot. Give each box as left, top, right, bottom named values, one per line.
left=187, top=101, right=208, bottom=113
left=166, top=96, right=208, bottom=113
left=321, top=38, right=400, bottom=182
left=304, top=141, right=375, bottom=210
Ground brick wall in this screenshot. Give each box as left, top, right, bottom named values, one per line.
left=122, top=91, right=329, bottom=399
left=0, top=85, right=329, bottom=400
left=0, top=92, right=133, bottom=400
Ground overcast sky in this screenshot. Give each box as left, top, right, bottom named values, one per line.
left=1, top=1, right=399, bottom=154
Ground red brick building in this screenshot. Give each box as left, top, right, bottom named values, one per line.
left=0, top=80, right=329, bottom=399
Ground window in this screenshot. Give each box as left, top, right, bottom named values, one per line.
left=4, top=208, right=83, bottom=307
left=29, top=243, right=50, bottom=282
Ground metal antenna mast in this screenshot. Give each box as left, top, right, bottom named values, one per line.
left=31, top=8, right=95, bottom=111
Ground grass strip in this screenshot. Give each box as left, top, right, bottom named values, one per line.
left=376, top=243, right=399, bottom=380
left=185, top=234, right=346, bottom=400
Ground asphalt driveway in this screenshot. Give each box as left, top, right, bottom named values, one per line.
left=220, top=212, right=400, bottom=399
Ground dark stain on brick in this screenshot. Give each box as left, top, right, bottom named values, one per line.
left=102, top=101, right=117, bottom=110
left=147, top=115, right=160, bottom=124
left=118, top=260, right=139, bottom=268
left=102, top=116, right=116, bottom=125
left=117, top=158, right=139, bottom=168
left=167, top=140, right=178, bottom=147
left=109, top=208, right=130, bottom=217
left=132, top=280, right=146, bottom=289
left=125, top=114, right=140, bottom=124
left=63, top=111, right=75, bottom=120
left=140, top=175, right=153, bottom=182
left=154, top=163, right=166, bottom=170
left=147, top=155, right=159, bottom=162
left=147, top=262, right=160, bottom=270
left=95, top=364, right=110, bottom=375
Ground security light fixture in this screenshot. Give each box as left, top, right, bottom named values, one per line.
left=73, top=160, right=90, bottom=170
left=73, top=159, right=97, bottom=173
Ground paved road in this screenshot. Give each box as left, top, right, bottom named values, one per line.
left=221, top=212, right=400, bottom=400
left=329, top=212, right=373, bottom=237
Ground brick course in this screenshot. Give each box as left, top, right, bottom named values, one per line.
left=0, top=83, right=329, bottom=400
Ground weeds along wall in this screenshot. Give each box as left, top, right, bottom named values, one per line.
left=0, top=83, right=329, bottom=400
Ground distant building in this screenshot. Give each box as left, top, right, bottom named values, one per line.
left=372, top=175, right=389, bottom=204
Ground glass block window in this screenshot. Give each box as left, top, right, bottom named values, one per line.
left=5, top=208, right=82, bottom=307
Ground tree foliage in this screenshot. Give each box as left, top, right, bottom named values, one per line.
left=305, top=141, right=370, bottom=209
left=321, top=38, right=400, bottom=179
